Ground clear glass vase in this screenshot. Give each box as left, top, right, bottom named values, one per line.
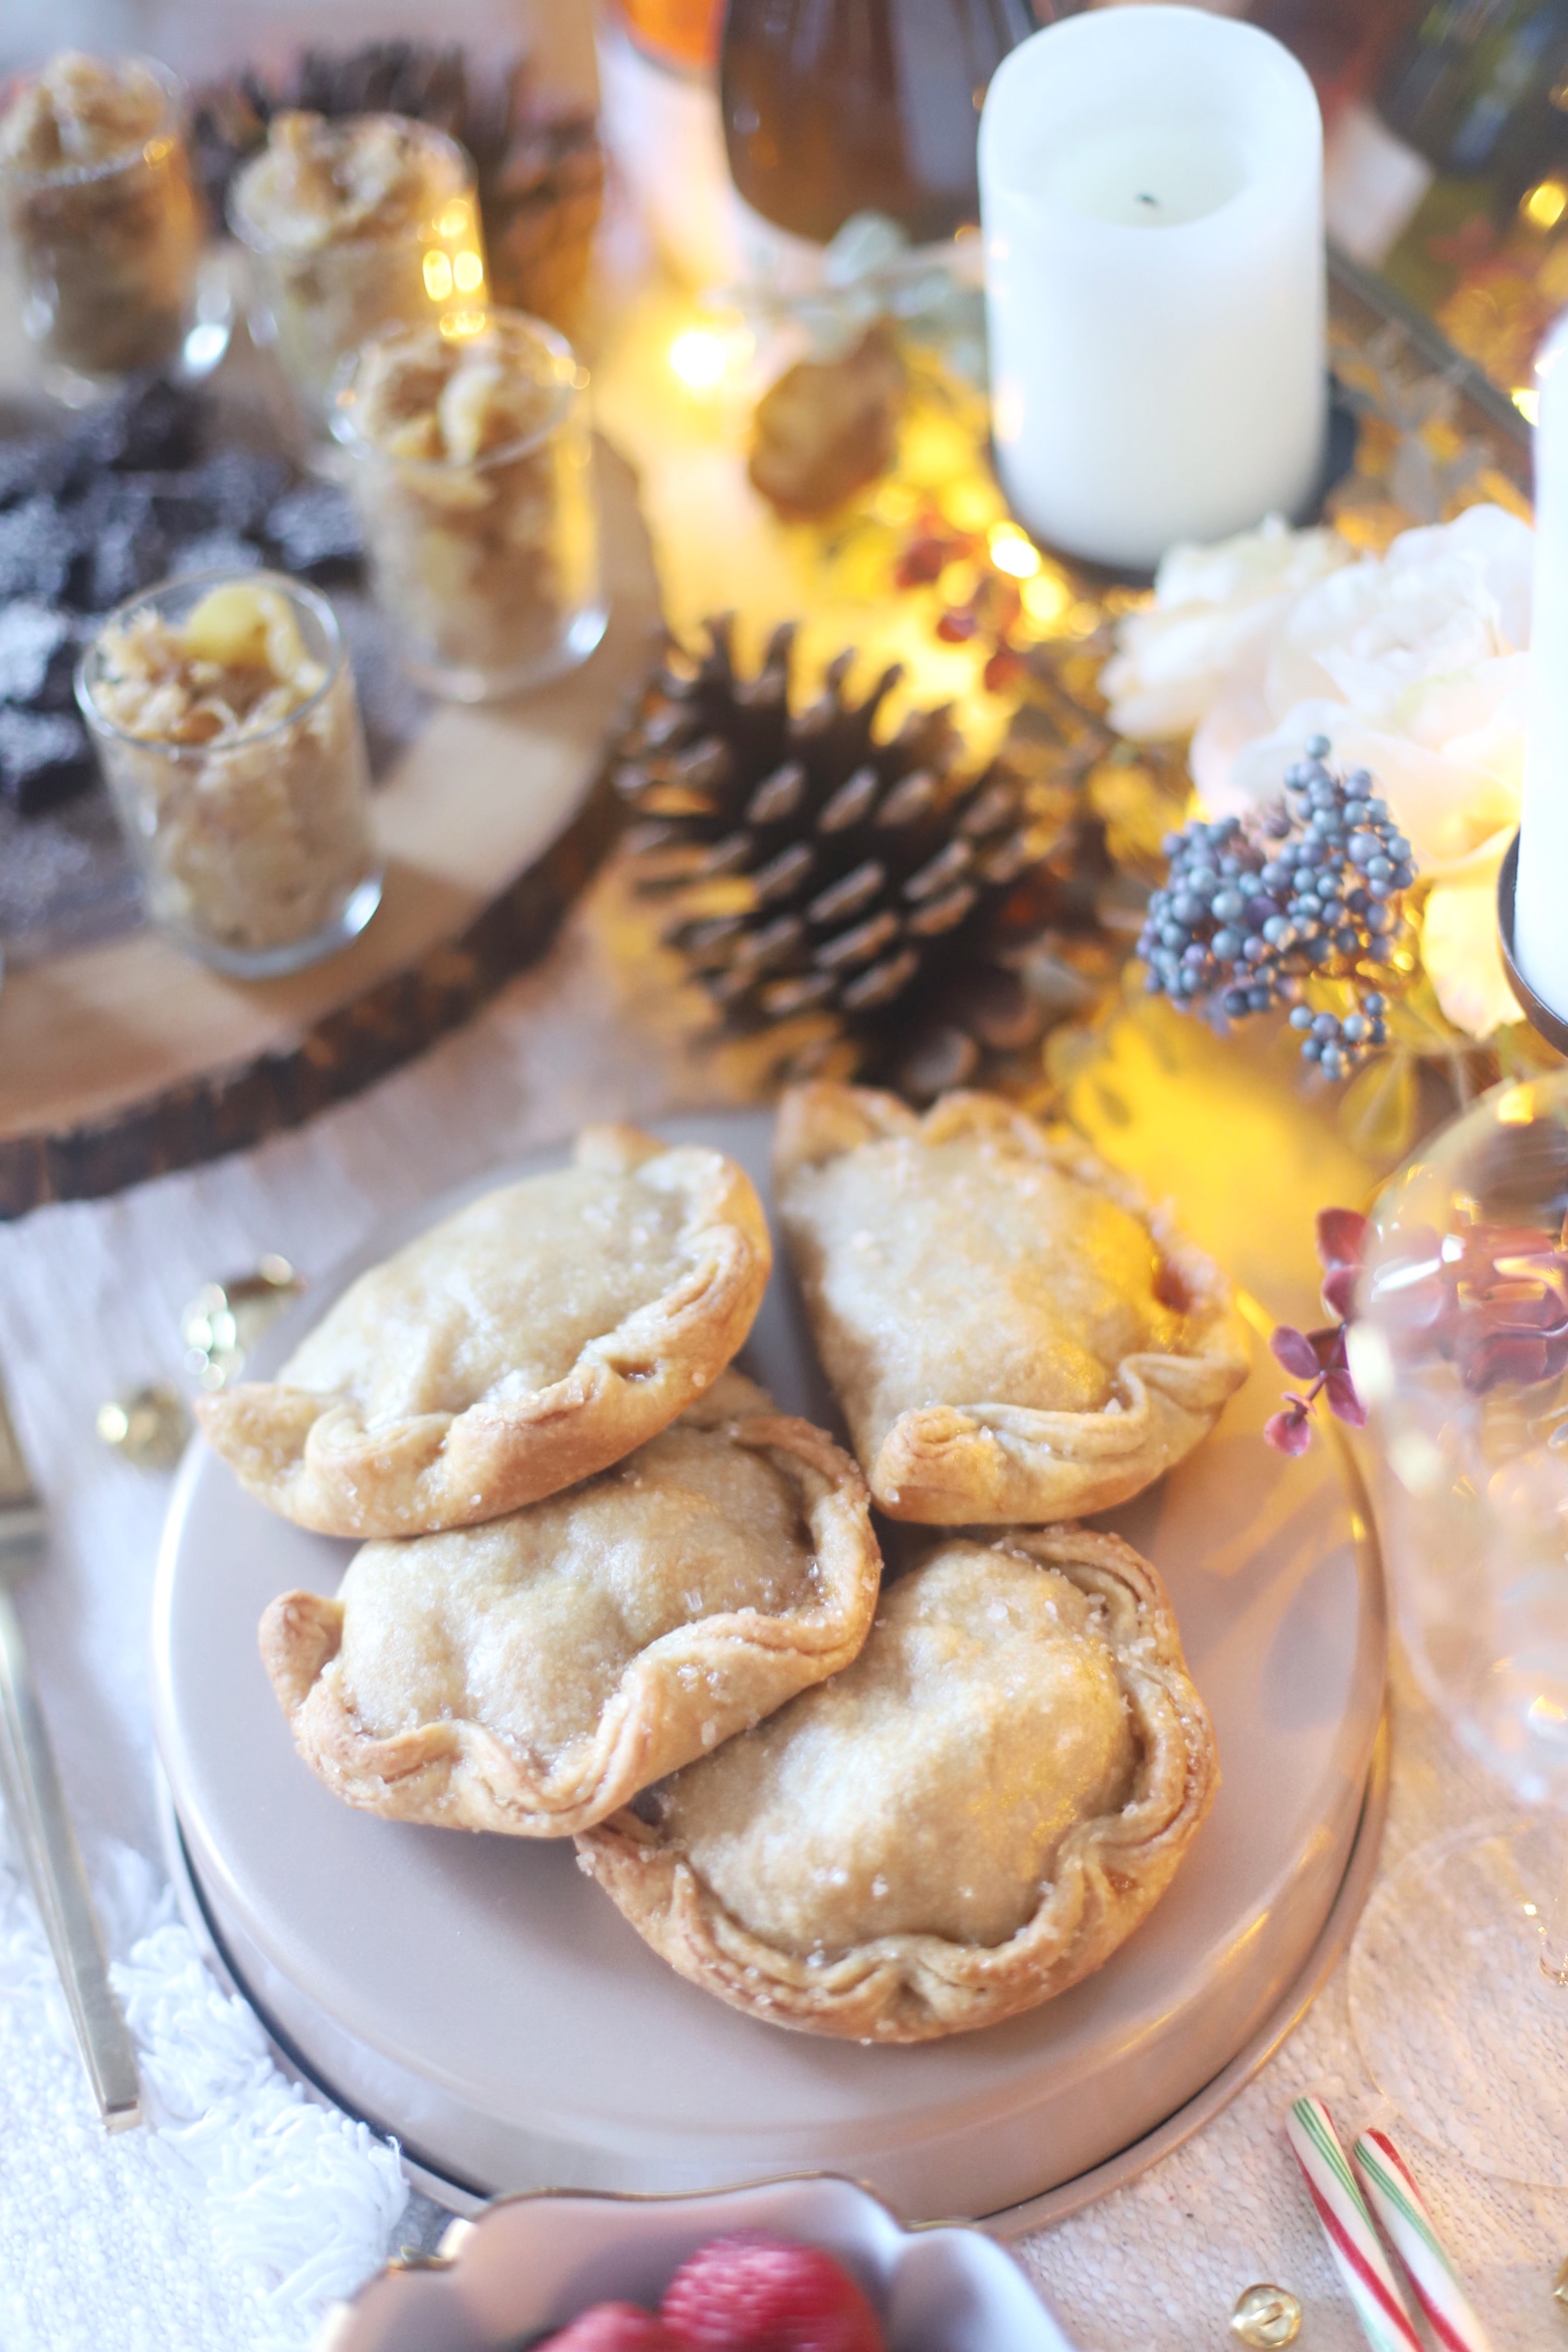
left=1350, top=1068, right=1568, bottom=2184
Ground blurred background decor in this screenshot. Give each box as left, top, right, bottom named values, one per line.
left=5, top=4, right=1568, bottom=2349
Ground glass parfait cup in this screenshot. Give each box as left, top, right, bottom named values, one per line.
left=76, top=571, right=381, bottom=978
left=0, top=55, right=206, bottom=400
left=229, top=116, right=488, bottom=443
left=331, top=309, right=607, bottom=700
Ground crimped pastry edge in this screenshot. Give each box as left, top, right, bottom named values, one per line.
left=198, top=1124, right=773, bottom=1538
left=774, top=1082, right=1250, bottom=1523
left=576, top=1524, right=1219, bottom=2041
left=259, top=1403, right=881, bottom=1838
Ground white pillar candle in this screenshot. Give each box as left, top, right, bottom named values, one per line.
left=979, top=5, right=1326, bottom=571
left=1514, top=317, right=1568, bottom=1020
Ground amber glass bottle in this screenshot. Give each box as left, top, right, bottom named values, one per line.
left=614, top=0, right=725, bottom=72
left=1247, top=0, right=1420, bottom=124
left=720, top=0, right=1047, bottom=246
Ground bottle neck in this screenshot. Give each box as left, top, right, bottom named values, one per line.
left=719, top=0, right=1043, bottom=246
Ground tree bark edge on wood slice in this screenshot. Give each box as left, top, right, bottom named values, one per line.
left=0, top=777, right=625, bottom=1220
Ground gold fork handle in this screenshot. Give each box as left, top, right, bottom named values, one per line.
left=0, top=1590, right=141, bottom=2130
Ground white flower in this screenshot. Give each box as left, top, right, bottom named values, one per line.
left=1105, top=502, right=1535, bottom=1038
left=1101, top=513, right=1353, bottom=740
left=1257, top=504, right=1530, bottom=721
left=1420, top=862, right=1519, bottom=1042
left=1214, top=690, right=1525, bottom=870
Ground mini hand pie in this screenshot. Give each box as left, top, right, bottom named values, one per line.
left=259, top=1375, right=881, bottom=1837
left=774, top=1083, right=1248, bottom=1523
left=579, top=1527, right=1217, bottom=2040
left=198, top=1125, right=772, bottom=1537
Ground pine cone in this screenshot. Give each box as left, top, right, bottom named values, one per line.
left=749, top=324, right=905, bottom=518
left=191, top=45, right=603, bottom=332
left=481, top=78, right=604, bottom=334
left=614, top=617, right=1061, bottom=1093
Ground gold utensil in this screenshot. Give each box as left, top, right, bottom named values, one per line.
left=180, top=1257, right=304, bottom=1390
left=98, top=1259, right=306, bottom=1474
left=0, top=1372, right=140, bottom=2130
left=96, top=1382, right=190, bottom=1470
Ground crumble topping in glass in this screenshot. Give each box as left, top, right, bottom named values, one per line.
left=0, top=52, right=200, bottom=379
left=336, top=313, right=601, bottom=694
left=352, top=330, right=564, bottom=466
left=93, top=582, right=325, bottom=745
left=81, top=577, right=376, bottom=963
left=0, top=52, right=165, bottom=173
left=232, top=111, right=451, bottom=251
left=230, top=112, right=484, bottom=429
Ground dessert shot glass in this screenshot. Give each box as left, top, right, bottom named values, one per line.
left=230, top=112, right=488, bottom=441
left=331, top=308, right=607, bottom=700
left=77, top=570, right=381, bottom=978
left=0, top=52, right=209, bottom=401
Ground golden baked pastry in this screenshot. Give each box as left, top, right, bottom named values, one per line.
left=774, top=1083, right=1248, bottom=1522
left=260, top=1374, right=881, bottom=1837
left=579, top=1526, right=1217, bottom=2041
left=198, top=1125, right=771, bottom=1537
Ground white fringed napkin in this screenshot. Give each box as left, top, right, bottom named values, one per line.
left=0, top=1829, right=408, bottom=2351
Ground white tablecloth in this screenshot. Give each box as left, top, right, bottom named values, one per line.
left=4, top=880, right=1565, bottom=2352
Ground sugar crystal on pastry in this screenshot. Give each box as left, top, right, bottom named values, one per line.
left=790, top=1131, right=1180, bottom=1421
left=260, top=1373, right=882, bottom=1837
left=774, top=1082, right=1249, bottom=1524
left=197, top=1123, right=772, bottom=1537
left=654, top=1545, right=1133, bottom=1950
left=579, top=1523, right=1218, bottom=2041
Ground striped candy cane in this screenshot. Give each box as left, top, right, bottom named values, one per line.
left=1285, top=2097, right=1423, bottom=2352
left=1353, top=2129, right=1494, bottom=2352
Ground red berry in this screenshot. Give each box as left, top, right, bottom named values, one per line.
left=661, top=2233, right=884, bottom=2352
left=982, top=643, right=1025, bottom=691
left=538, top=2303, right=686, bottom=2351
left=893, top=536, right=948, bottom=588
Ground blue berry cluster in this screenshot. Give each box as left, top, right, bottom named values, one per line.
left=1137, top=736, right=1414, bottom=1079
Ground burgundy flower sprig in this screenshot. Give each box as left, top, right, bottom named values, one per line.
left=1266, top=1209, right=1568, bottom=1455
left=1387, top=1220, right=1568, bottom=1395
left=1266, top=1208, right=1369, bottom=1457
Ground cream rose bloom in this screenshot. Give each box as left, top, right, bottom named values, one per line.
left=1104, top=503, right=1535, bottom=1040
left=1100, top=514, right=1355, bottom=740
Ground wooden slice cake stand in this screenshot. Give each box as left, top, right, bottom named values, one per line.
left=0, top=444, right=659, bottom=1219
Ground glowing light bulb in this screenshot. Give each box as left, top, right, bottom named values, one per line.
left=669, top=328, right=728, bottom=391
left=943, top=481, right=997, bottom=532
left=453, top=249, right=485, bottom=294
left=439, top=201, right=472, bottom=240
left=989, top=522, right=1042, bottom=578
left=1021, top=570, right=1070, bottom=625
left=1522, top=179, right=1568, bottom=232
left=423, top=251, right=455, bottom=301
